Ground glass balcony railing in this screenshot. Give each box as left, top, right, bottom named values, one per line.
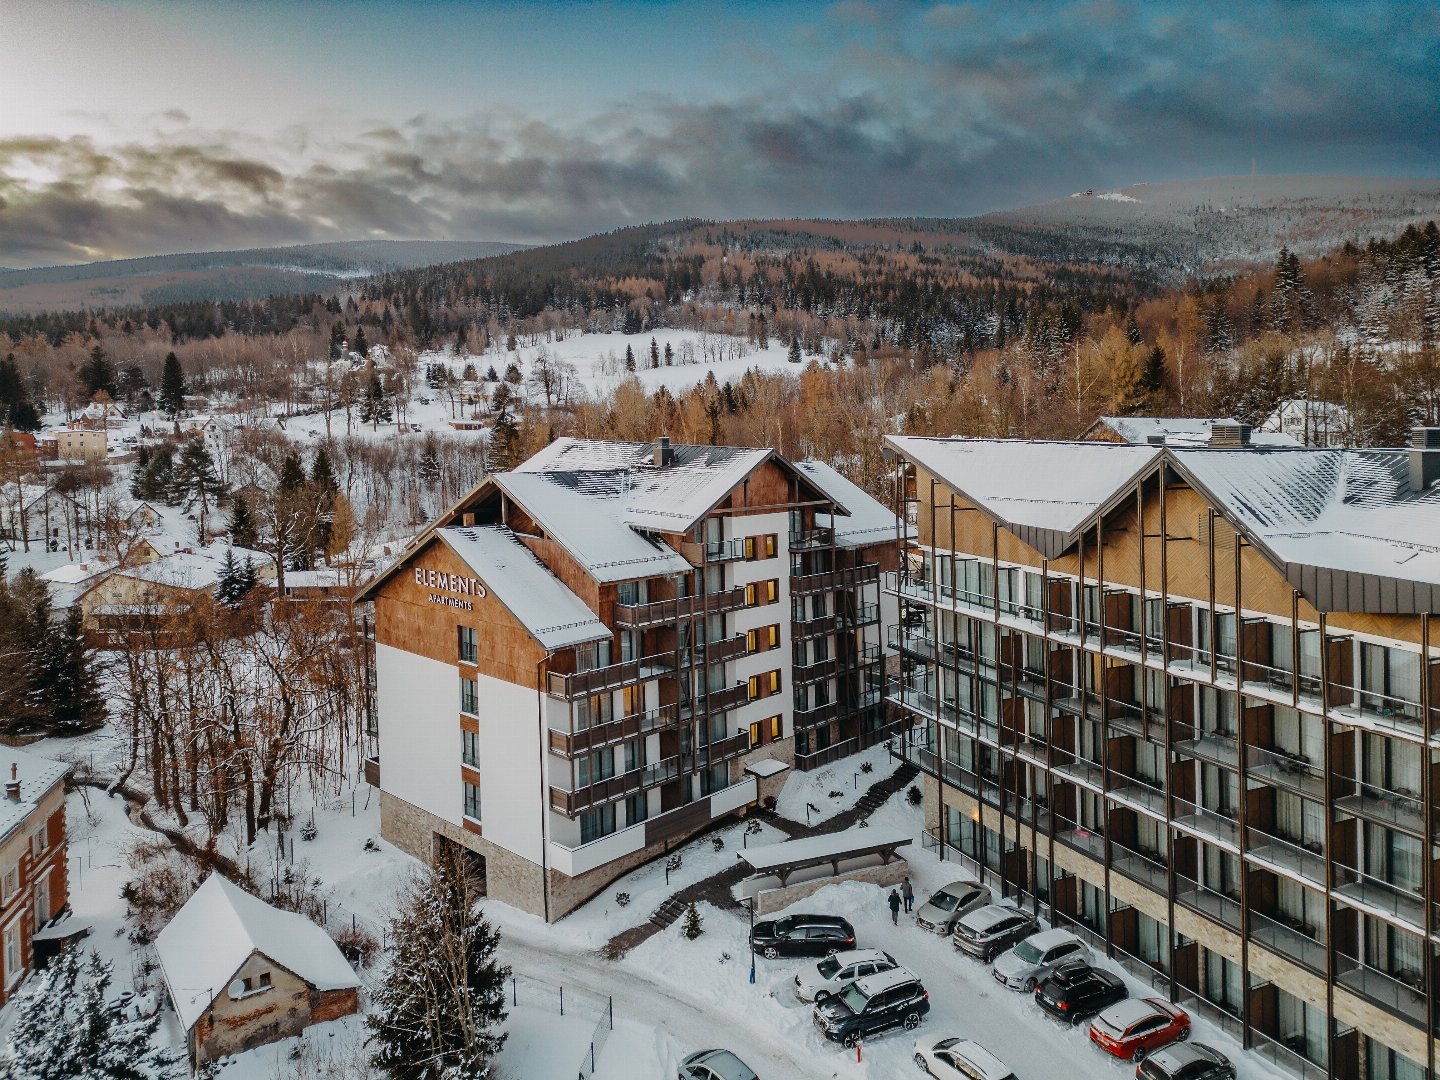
left=1170, top=796, right=1240, bottom=851
left=1245, top=828, right=1326, bottom=886
left=1333, top=780, right=1425, bottom=836
left=1248, top=910, right=1326, bottom=974
left=1245, top=745, right=1326, bottom=800
left=1174, top=873, right=1241, bottom=931
left=1334, top=952, right=1428, bottom=1028
left=1332, top=863, right=1426, bottom=932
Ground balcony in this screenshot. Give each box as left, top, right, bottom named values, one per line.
left=1334, top=780, right=1425, bottom=837
left=1245, top=745, right=1326, bottom=800
left=1245, top=828, right=1325, bottom=887
left=548, top=705, right=678, bottom=758
left=792, top=603, right=879, bottom=639
left=1052, top=756, right=1103, bottom=791
left=699, top=730, right=753, bottom=763
left=1239, top=658, right=1323, bottom=701
left=1174, top=874, right=1241, bottom=931
left=549, top=754, right=681, bottom=816
left=1109, top=776, right=1167, bottom=819
left=1249, top=910, right=1326, bottom=974
left=1332, top=863, right=1426, bottom=932
left=791, top=562, right=880, bottom=595
left=797, top=736, right=860, bottom=770
left=546, top=654, right=675, bottom=699
left=789, top=527, right=835, bottom=550
left=699, top=682, right=750, bottom=715
left=794, top=699, right=843, bottom=728
left=704, top=537, right=747, bottom=563
left=1171, top=797, right=1240, bottom=852
left=1334, top=952, right=1429, bottom=1029
left=1053, top=818, right=1106, bottom=861
left=1110, top=842, right=1170, bottom=892
left=702, top=634, right=750, bottom=665
left=615, top=587, right=747, bottom=628
left=1328, top=684, right=1426, bottom=740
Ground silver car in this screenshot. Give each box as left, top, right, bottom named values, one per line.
left=991, top=927, right=1090, bottom=991
left=914, top=879, right=991, bottom=935
left=678, top=1049, right=759, bottom=1080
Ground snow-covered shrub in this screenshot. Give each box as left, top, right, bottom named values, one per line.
left=860, top=761, right=875, bottom=774
left=364, top=837, right=381, bottom=852
left=614, top=891, right=631, bottom=907
left=333, top=922, right=380, bottom=968
left=681, top=902, right=704, bottom=940
left=666, top=853, right=683, bottom=874
left=744, top=819, right=764, bottom=837
left=906, top=784, right=923, bottom=806
left=711, top=834, right=725, bottom=852
left=828, top=789, right=844, bottom=799
left=300, top=819, right=318, bottom=842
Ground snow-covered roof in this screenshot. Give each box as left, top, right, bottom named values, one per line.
left=0, top=748, right=69, bottom=845
left=887, top=436, right=1160, bottom=554
left=744, top=758, right=791, bottom=779
left=493, top=471, right=694, bottom=583
left=156, top=873, right=358, bottom=1032
left=1170, top=447, right=1440, bottom=590
left=118, top=545, right=267, bottom=591
left=793, top=460, right=897, bottom=548
left=737, top=828, right=912, bottom=874
left=437, top=526, right=610, bottom=650
left=1096, top=416, right=1299, bottom=448
left=514, top=437, right=776, bottom=530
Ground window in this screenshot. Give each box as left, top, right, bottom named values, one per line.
left=1, top=864, right=16, bottom=905
left=699, top=763, right=729, bottom=796
left=745, top=579, right=779, bottom=607
left=622, top=738, right=646, bottom=773
left=744, top=534, right=777, bottom=561
left=575, top=693, right=613, bottom=732
left=3, top=926, right=18, bottom=987
left=769, top=714, right=782, bottom=740
left=749, top=720, right=762, bottom=745
left=748, top=669, right=781, bottom=700
left=34, top=873, right=49, bottom=930
left=31, top=825, right=47, bottom=856
left=463, top=781, right=482, bottom=820
left=462, top=730, right=479, bottom=767
left=576, top=640, right=612, bottom=672
left=746, top=624, right=780, bottom=653
left=616, top=580, right=648, bottom=607
left=577, top=747, right=616, bottom=787
left=457, top=625, right=477, bottom=664
left=459, top=677, right=478, bottom=715
left=625, top=793, right=649, bottom=826
left=580, top=803, right=617, bottom=844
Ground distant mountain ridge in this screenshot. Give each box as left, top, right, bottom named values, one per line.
left=0, top=239, right=527, bottom=313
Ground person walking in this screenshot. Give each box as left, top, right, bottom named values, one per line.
left=901, top=876, right=915, bottom=914
left=888, top=888, right=901, bottom=925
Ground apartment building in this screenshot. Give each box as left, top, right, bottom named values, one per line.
left=885, top=425, right=1440, bottom=1080
left=358, top=438, right=897, bottom=920
left=0, top=749, right=70, bottom=1008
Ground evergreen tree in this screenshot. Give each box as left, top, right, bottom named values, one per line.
left=359, top=371, right=392, bottom=429
left=483, top=364, right=498, bottom=382
left=310, top=447, right=339, bottom=501
left=118, top=364, right=148, bottom=406
left=649, top=337, right=660, bottom=369
left=278, top=450, right=307, bottom=493
left=214, top=547, right=256, bottom=607
left=462, top=362, right=478, bottom=382
left=681, top=901, right=704, bottom=940
left=1124, top=311, right=1143, bottom=346
left=489, top=404, right=520, bottom=472
left=418, top=436, right=442, bottom=488
left=169, top=439, right=227, bottom=538
left=368, top=851, right=508, bottom=1080
left=329, top=321, right=347, bottom=361
left=5, top=947, right=182, bottom=1080
left=664, top=342, right=674, bottom=366
left=0, top=353, right=42, bottom=432
left=353, top=325, right=369, bottom=360
left=625, top=345, right=636, bottom=372
left=158, top=352, right=188, bottom=417
left=788, top=338, right=802, bottom=364
left=78, top=345, right=116, bottom=399
left=1139, top=344, right=1168, bottom=399
left=129, top=444, right=175, bottom=502
left=36, top=607, right=105, bottom=735
left=225, top=495, right=258, bottom=549
left=503, top=362, right=522, bottom=385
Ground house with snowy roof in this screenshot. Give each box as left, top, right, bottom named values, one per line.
left=0, top=748, right=71, bottom=1009
left=1259, top=397, right=1352, bottom=447
left=154, top=873, right=359, bottom=1068
left=356, top=436, right=899, bottom=920
left=1084, top=415, right=1300, bottom=448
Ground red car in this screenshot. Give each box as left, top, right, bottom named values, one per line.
left=1089, top=997, right=1190, bottom=1062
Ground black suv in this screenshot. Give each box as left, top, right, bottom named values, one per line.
left=1034, top=960, right=1128, bottom=1023
left=750, top=914, right=855, bottom=958
left=813, top=967, right=930, bottom=1048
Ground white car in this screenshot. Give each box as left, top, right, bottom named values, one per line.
left=794, top=948, right=898, bottom=1002
left=991, top=927, right=1090, bottom=991
left=914, top=1036, right=1017, bottom=1080
left=914, top=879, right=991, bottom=935
left=678, top=1048, right=759, bottom=1080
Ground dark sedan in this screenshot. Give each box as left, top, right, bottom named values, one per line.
left=749, top=914, right=856, bottom=958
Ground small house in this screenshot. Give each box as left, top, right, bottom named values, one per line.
left=154, top=873, right=360, bottom=1069
left=0, top=749, right=71, bottom=1007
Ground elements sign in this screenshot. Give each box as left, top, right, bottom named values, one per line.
left=414, top=566, right=488, bottom=611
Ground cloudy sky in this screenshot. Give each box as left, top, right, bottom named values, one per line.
left=2, top=0, right=1438, bottom=267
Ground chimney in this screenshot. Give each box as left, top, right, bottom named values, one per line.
left=1146, top=434, right=1166, bottom=446
left=1408, top=427, right=1440, bottom=494
left=5, top=763, right=19, bottom=803
left=1208, top=421, right=1251, bottom=449
left=653, top=436, right=674, bottom=468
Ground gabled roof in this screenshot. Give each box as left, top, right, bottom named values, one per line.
left=155, top=873, right=358, bottom=1032
left=1092, top=415, right=1299, bottom=448
left=513, top=437, right=784, bottom=530
left=0, top=748, right=69, bottom=845
left=437, top=526, right=610, bottom=650
left=793, top=460, right=898, bottom=548
left=887, top=436, right=1160, bottom=557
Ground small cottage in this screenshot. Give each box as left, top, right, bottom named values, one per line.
left=154, top=873, right=359, bottom=1069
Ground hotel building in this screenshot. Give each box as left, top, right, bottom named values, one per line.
left=359, top=438, right=897, bottom=920
left=886, top=425, right=1440, bottom=1080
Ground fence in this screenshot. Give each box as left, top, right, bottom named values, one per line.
left=508, top=972, right=614, bottom=1080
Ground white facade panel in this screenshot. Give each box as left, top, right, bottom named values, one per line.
left=376, top=642, right=462, bottom=827
left=474, top=670, right=545, bottom=863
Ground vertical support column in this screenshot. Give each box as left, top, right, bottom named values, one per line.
left=1096, top=514, right=1113, bottom=958
left=1157, top=463, right=1178, bottom=1002
left=1422, top=612, right=1434, bottom=1080
left=1318, top=610, right=1337, bottom=1080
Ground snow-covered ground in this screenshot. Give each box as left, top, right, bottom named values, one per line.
left=773, top=740, right=896, bottom=822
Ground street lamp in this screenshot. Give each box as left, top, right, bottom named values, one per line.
left=745, top=896, right=756, bottom=985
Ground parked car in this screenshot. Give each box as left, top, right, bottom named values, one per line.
left=992, top=927, right=1091, bottom=991
left=952, top=904, right=1039, bottom=962
left=914, top=879, right=991, bottom=935
left=1034, top=960, right=1128, bottom=1023
left=677, top=1048, right=759, bottom=1080
left=794, top=948, right=898, bottom=1003
left=1090, top=997, right=1191, bottom=1062
left=914, top=1036, right=1017, bottom=1080
left=750, top=913, right=856, bottom=958
left=1136, top=1043, right=1235, bottom=1080
left=813, top=967, right=929, bottom=1048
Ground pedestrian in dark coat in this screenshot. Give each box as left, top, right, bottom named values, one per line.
left=888, top=888, right=902, bottom=925
left=901, top=876, right=915, bottom=913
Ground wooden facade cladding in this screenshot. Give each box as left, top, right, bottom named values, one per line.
left=373, top=538, right=545, bottom=685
